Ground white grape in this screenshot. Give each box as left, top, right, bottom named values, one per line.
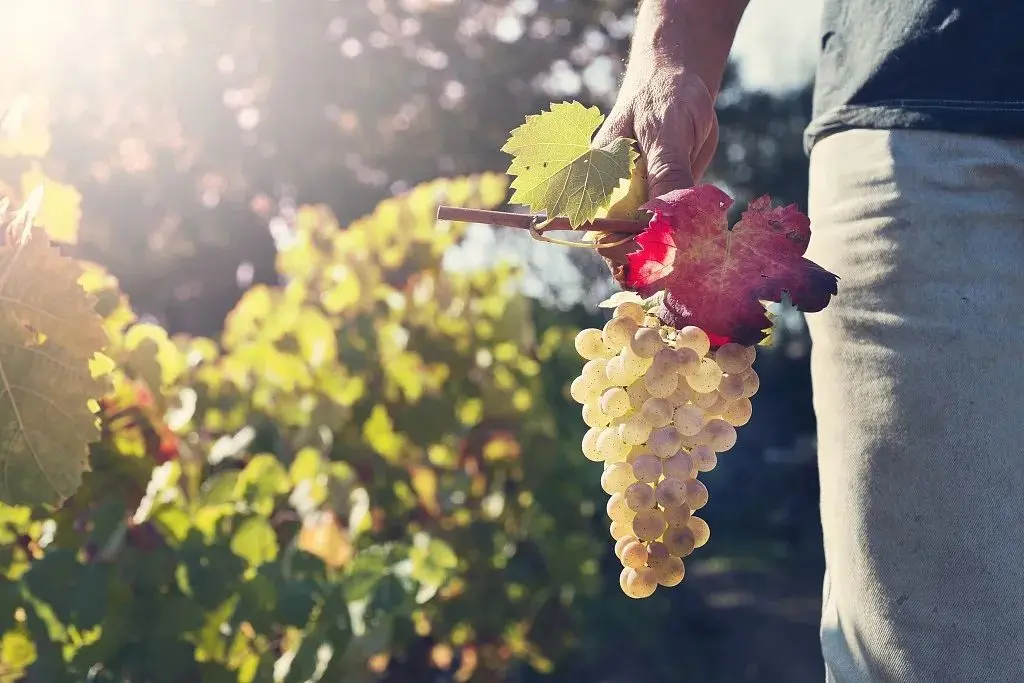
left=655, top=477, right=687, bottom=508
left=673, top=346, right=702, bottom=376
left=663, top=504, right=692, bottom=529
left=606, top=492, right=635, bottom=522
left=582, top=400, right=612, bottom=429
left=684, top=479, right=709, bottom=511
left=599, top=387, right=631, bottom=418
left=623, top=566, right=658, bottom=599
left=603, top=316, right=639, bottom=349
left=641, top=314, right=662, bottom=328
left=644, top=369, right=678, bottom=399
left=581, top=427, right=604, bottom=462
left=613, top=301, right=645, bottom=324
left=652, top=347, right=682, bottom=374
left=610, top=519, right=633, bottom=541
left=689, top=390, right=718, bottom=410
left=569, top=377, right=585, bottom=404
left=614, top=535, right=635, bottom=560
left=717, top=373, right=745, bottom=401
left=672, top=405, right=705, bottom=436
left=596, top=427, right=631, bottom=461
left=581, top=358, right=610, bottom=384
left=739, top=368, right=760, bottom=398
left=632, top=509, right=668, bottom=542
left=601, top=462, right=636, bottom=494
left=626, top=445, right=653, bottom=466
left=621, top=346, right=653, bottom=378
left=575, top=328, right=611, bottom=360
left=687, top=516, right=710, bottom=548
left=663, top=451, right=696, bottom=481
left=714, top=342, right=755, bottom=374
left=667, top=381, right=694, bottom=406
left=630, top=327, right=664, bottom=358
left=691, top=444, right=718, bottom=472
left=663, top=525, right=696, bottom=558
left=619, top=566, right=631, bottom=593
left=648, top=426, right=684, bottom=458
left=640, top=397, right=674, bottom=428
left=625, top=379, right=652, bottom=411
left=678, top=431, right=700, bottom=451
left=604, top=355, right=630, bottom=386
left=685, top=358, right=723, bottom=393
left=618, top=413, right=653, bottom=446
left=646, top=541, right=671, bottom=571
left=704, top=393, right=730, bottom=417
left=704, top=418, right=737, bottom=452
left=574, top=371, right=610, bottom=403
left=720, top=397, right=753, bottom=427
left=631, top=454, right=663, bottom=483
left=624, top=482, right=656, bottom=511
left=620, top=539, right=649, bottom=569
left=603, top=441, right=629, bottom=464
left=656, top=555, right=686, bottom=586
left=676, top=326, right=711, bottom=356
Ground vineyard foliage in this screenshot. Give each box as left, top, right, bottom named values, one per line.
left=0, top=109, right=604, bottom=680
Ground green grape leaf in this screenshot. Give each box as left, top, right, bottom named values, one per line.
left=231, top=516, right=279, bottom=567
left=501, top=102, right=638, bottom=228
left=0, top=227, right=107, bottom=506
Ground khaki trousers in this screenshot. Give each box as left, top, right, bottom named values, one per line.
left=806, top=129, right=1024, bottom=683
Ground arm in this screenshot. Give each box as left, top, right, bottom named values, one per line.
left=632, top=0, right=750, bottom=99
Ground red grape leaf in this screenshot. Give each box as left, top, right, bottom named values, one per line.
left=625, top=185, right=838, bottom=346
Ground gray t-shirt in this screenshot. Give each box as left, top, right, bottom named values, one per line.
left=804, top=0, right=1024, bottom=153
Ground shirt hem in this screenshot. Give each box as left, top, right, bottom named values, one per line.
left=803, top=102, right=1024, bottom=155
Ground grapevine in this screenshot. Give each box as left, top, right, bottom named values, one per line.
left=437, top=100, right=838, bottom=599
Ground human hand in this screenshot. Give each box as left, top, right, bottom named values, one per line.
left=592, top=65, right=719, bottom=284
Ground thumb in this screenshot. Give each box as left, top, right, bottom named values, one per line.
left=592, top=106, right=633, bottom=151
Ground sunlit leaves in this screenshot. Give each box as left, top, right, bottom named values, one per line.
left=0, top=226, right=107, bottom=506
left=502, top=102, right=637, bottom=228
left=231, top=517, right=278, bottom=567
left=18, top=167, right=81, bottom=244
left=297, top=511, right=353, bottom=569
left=0, top=173, right=604, bottom=682
left=362, top=405, right=406, bottom=463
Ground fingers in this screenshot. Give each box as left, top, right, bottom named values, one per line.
left=692, top=115, right=719, bottom=183
left=595, top=232, right=635, bottom=288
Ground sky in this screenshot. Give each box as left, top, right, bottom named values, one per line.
left=732, top=0, right=823, bottom=93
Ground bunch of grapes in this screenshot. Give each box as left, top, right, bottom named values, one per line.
left=570, top=302, right=759, bottom=599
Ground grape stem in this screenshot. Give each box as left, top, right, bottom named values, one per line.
left=435, top=205, right=647, bottom=235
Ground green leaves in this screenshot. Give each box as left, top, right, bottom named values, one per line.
left=502, top=102, right=638, bottom=228
left=0, top=225, right=107, bottom=506
left=231, top=517, right=279, bottom=567
left=0, top=173, right=604, bottom=683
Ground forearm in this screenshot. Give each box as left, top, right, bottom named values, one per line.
left=631, top=0, right=750, bottom=98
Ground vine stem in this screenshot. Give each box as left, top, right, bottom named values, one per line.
left=435, top=205, right=647, bottom=235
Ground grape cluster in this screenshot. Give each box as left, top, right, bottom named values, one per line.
left=570, top=302, right=759, bottom=599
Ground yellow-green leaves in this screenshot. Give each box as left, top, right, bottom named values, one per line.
left=502, top=102, right=638, bottom=228
left=0, top=225, right=107, bottom=506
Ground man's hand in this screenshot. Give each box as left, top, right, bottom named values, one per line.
left=592, top=0, right=748, bottom=284
left=592, top=66, right=719, bottom=281
left=594, top=66, right=719, bottom=201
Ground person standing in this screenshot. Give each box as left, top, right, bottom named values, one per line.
left=595, top=1, right=1024, bottom=681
